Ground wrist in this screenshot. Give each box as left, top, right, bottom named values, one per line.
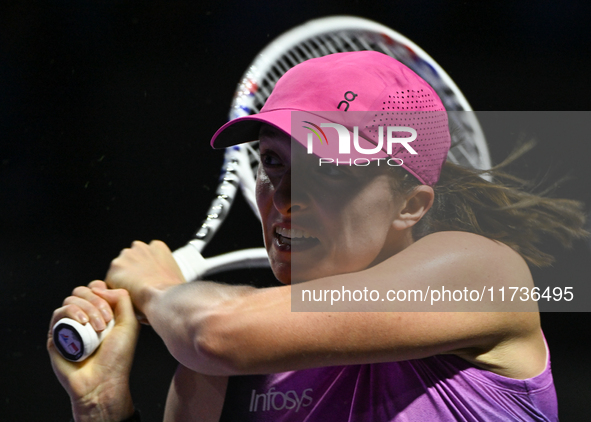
left=71, top=385, right=134, bottom=422
left=135, top=284, right=165, bottom=318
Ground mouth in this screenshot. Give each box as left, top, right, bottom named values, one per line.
left=274, top=226, right=320, bottom=251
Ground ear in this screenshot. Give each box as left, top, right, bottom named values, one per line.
left=392, top=185, right=434, bottom=231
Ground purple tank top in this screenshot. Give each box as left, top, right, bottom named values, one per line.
left=219, top=345, right=557, bottom=421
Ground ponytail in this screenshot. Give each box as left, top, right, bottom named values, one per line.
left=398, top=144, right=589, bottom=267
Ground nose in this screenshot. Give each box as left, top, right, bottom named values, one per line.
left=273, top=169, right=291, bottom=215
left=273, top=169, right=307, bottom=215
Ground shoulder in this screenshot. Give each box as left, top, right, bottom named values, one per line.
left=410, top=232, right=545, bottom=378
left=409, top=231, right=533, bottom=288
left=416, top=231, right=519, bottom=257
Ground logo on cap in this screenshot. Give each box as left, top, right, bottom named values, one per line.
left=337, top=91, right=358, bottom=111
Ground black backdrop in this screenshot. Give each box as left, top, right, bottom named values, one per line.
left=1, top=1, right=590, bottom=421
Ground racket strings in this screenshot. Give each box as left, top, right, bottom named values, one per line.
left=252, top=31, right=377, bottom=113
left=302, top=39, right=327, bottom=57
left=245, top=142, right=261, bottom=177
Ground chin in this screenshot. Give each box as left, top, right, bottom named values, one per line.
left=272, top=266, right=317, bottom=285
left=270, top=262, right=291, bottom=285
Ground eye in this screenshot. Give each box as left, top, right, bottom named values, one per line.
left=260, top=151, right=282, bottom=167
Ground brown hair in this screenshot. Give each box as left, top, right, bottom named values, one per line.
left=396, top=143, right=589, bottom=267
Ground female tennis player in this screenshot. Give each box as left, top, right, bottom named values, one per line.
left=48, top=52, right=586, bottom=421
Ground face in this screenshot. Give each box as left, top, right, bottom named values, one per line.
left=256, top=125, right=411, bottom=284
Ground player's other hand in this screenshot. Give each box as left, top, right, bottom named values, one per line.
left=47, top=280, right=139, bottom=421
left=105, top=240, right=185, bottom=314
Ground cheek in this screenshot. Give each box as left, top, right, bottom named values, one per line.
left=336, top=192, right=398, bottom=259
left=255, top=169, right=272, bottom=213
left=255, top=171, right=274, bottom=242
left=341, top=218, right=387, bottom=260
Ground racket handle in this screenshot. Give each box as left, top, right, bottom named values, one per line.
left=52, top=246, right=267, bottom=361
left=51, top=245, right=205, bottom=362
left=52, top=317, right=115, bottom=362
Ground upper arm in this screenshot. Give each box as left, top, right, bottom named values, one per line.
left=198, top=232, right=544, bottom=377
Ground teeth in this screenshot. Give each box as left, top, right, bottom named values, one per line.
left=276, top=227, right=314, bottom=239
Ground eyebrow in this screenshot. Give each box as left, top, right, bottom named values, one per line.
left=259, top=129, right=290, bottom=144
left=259, top=126, right=285, bottom=139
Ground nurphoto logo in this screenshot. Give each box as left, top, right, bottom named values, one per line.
left=302, top=120, right=415, bottom=167
left=304, top=122, right=417, bottom=155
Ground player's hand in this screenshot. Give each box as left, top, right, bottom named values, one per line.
left=47, top=280, right=139, bottom=421
left=105, top=240, right=185, bottom=315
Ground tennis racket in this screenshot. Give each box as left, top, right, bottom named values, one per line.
left=53, top=15, right=491, bottom=361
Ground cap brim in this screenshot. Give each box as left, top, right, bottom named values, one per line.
left=210, top=109, right=390, bottom=159
left=210, top=110, right=431, bottom=185
left=210, top=110, right=294, bottom=149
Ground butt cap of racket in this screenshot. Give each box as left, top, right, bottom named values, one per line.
left=52, top=317, right=115, bottom=362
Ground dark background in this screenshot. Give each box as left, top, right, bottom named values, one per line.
left=1, top=1, right=590, bottom=421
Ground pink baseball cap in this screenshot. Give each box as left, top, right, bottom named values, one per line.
left=210, top=51, right=451, bottom=185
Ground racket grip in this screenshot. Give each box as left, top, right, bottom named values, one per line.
left=52, top=317, right=115, bottom=362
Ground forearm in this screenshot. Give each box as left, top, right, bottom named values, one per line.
left=142, top=281, right=256, bottom=374
left=164, top=364, right=227, bottom=422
